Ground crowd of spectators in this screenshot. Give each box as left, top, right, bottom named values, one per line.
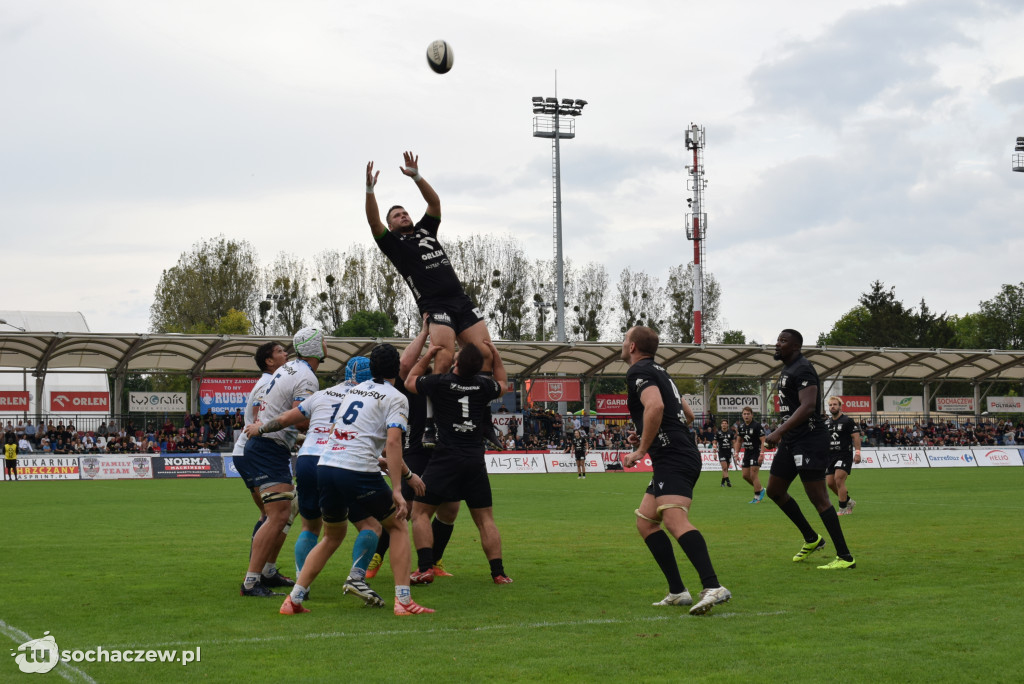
left=2, top=410, right=240, bottom=456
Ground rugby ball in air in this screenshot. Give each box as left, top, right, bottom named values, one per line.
left=426, top=40, right=454, bottom=74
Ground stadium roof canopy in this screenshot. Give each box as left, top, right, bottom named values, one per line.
left=2, top=331, right=1024, bottom=384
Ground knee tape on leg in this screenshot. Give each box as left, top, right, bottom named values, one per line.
left=656, top=503, right=689, bottom=515
left=635, top=508, right=661, bottom=524
left=261, top=489, right=296, bottom=506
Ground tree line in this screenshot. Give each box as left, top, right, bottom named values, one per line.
left=149, top=234, right=727, bottom=343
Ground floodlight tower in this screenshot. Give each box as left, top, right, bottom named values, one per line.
left=531, top=79, right=587, bottom=343
left=1013, top=135, right=1024, bottom=172
left=685, top=123, right=707, bottom=344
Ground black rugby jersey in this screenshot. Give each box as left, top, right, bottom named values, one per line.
left=737, top=421, right=764, bottom=453
left=775, top=354, right=825, bottom=442
left=397, top=382, right=427, bottom=453
left=571, top=436, right=589, bottom=455
left=825, top=414, right=860, bottom=455
left=415, top=372, right=501, bottom=451
left=375, top=214, right=464, bottom=305
left=626, top=357, right=697, bottom=460
left=714, top=429, right=735, bottom=453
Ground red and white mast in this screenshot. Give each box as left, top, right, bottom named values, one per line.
left=685, top=124, right=707, bottom=344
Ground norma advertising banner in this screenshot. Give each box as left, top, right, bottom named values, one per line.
left=485, top=452, right=547, bottom=474
left=49, top=391, right=109, bottom=412
left=883, top=396, right=924, bottom=413
left=717, top=395, right=761, bottom=413
left=199, top=378, right=257, bottom=414
left=128, top=392, right=187, bottom=413
left=544, top=451, right=606, bottom=474
left=875, top=449, right=929, bottom=468
left=839, top=396, right=872, bottom=413
left=16, top=456, right=81, bottom=480
left=925, top=449, right=977, bottom=468
left=986, top=396, right=1024, bottom=413
left=526, top=379, right=581, bottom=403
left=970, top=448, right=1023, bottom=467
left=80, top=455, right=154, bottom=480
left=935, top=397, right=975, bottom=413
left=491, top=414, right=524, bottom=438
left=0, top=391, right=29, bottom=411
left=152, top=454, right=224, bottom=478
left=596, top=394, right=629, bottom=415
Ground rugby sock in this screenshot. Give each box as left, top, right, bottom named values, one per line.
left=290, top=584, right=309, bottom=603
left=261, top=562, right=278, bottom=578
left=677, top=530, right=720, bottom=589
left=243, top=572, right=261, bottom=590
left=819, top=507, right=852, bottom=559
left=777, top=496, right=818, bottom=543
left=839, top=498, right=848, bottom=509
left=374, top=529, right=391, bottom=559
left=350, top=529, right=379, bottom=578
left=294, top=530, right=319, bottom=573
left=643, top=530, right=686, bottom=594
left=488, top=558, right=507, bottom=578
left=416, top=547, right=435, bottom=573
left=431, top=517, right=455, bottom=562
left=396, top=585, right=412, bottom=604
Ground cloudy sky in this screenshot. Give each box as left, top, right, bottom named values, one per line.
left=3, top=0, right=1023, bottom=344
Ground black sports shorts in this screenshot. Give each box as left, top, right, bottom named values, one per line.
left=770, top=432, right=828, bottom=483
left=644, top=451, right=702, bottom=499
left=422, top=293, right=485, bottom=335
left=417, top=447, right=492, bottom=509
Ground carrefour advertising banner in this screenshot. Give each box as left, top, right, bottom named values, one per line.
left=128, top=392, right=188, bottom=413
left=198, top=378, right=257, bottom=414
left=883, top=396, right=924, bottom=413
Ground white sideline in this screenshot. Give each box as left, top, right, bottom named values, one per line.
left=0, top=618, right=98, bottom=684
left=102, top=611, right=787, bottom=651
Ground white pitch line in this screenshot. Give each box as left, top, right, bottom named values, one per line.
left=1, top=618, right=98, bottom=684
left=102, top=610, right=788, bottom=651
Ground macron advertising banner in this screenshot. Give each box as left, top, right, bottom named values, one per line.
left=80, top=456, right=154, bottom=480
left=152, top=454, right=224, bottom=478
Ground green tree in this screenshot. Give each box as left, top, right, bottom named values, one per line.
left=719, top=330, right=746, bottom=344
left=336, top=310, right=395, bottom=338
left=150, top=236, right=262, bottom=333
left=818, top=281, right=957, bottom=348
left=975, top=283, right=1024, bottom=350
left=664, top=264, right=722, bottom=343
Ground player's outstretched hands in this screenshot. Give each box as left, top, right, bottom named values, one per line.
left=366, top=161, right=379, bottom=190
left=400, top=151, right=420, bottom=178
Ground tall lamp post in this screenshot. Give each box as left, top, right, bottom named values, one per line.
left=531, top=85, right=587, bottom=343
left=1013, top=135, right=1024, bottom=173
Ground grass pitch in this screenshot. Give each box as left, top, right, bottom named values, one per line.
left=2, top=468, right=1022, bottom=683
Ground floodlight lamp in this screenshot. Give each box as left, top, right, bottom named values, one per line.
left=545, top=97, right=557, bottom=103
left=575, top=99, right=588, bottom=107
left=532, top=96, right=543, bottom=103
left=561, top=98, right=574, bottom=105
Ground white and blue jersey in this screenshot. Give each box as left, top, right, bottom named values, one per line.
left=257, top=359, right=319, bottom=449
left=318, top=380, right=408, bottom=473
left=232, top=372, right=274, bottom=456
left=295, top=383, right=356, bottom=457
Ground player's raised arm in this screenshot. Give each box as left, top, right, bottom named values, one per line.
left=365, top=161, right=387, bottom=238
left=482, top=339, right=507, bottom=397
left=405, top=344, right=442, bottom=394
left=399, top=314, right=431, bottom=380
left=400, top=151, right=440, bottom=219
left=245, top=405, right=305, bottom=439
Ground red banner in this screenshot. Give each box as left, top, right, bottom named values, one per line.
left=596, top=394, right=629, bottom=415
left=526, top=379, right=580, bottom=403
left=199, top=377, right=258, bottom=413
left=0, top=391, right=29, bottom=411
left=49, top=391, right=109, bottom=412
left=839, top=395, right=871, bottom=413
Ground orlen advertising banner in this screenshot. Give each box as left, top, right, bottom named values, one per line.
left=152, top=454, right=224, bottom=478
left=0, top=391, right=29, bottom=411
left=128, top=392, right=187, bottom=413
left=486, top=452, right=547, bottom=474
left=717, top=395, right=761, bottom=413
left=199, top=378, right=257, bottom=414
left=596, top=394, right=629, bottom=415
left=875, top=449, right=929, bottom=468
left=526, top=379, right=581, bottom=403
left=935, top=397, right=975, bottom=413
left=986, top=396, right=1024, bottom=413
left=491, top=414, right=524, bottom=438
left=544, top=451, right=606, bottom=474
left=925, top=449, right=977, bottom=468
left=839, top=396, right=872, bottom=413
left=971, top=448, right=1023, bottom=467
left=16, top=456, right=81, bottom=480
left=80, top=455, right=153, bottom=480
left=883, top=396, right=923, bottom=413
left=49, top=391, right=109, bottom=412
